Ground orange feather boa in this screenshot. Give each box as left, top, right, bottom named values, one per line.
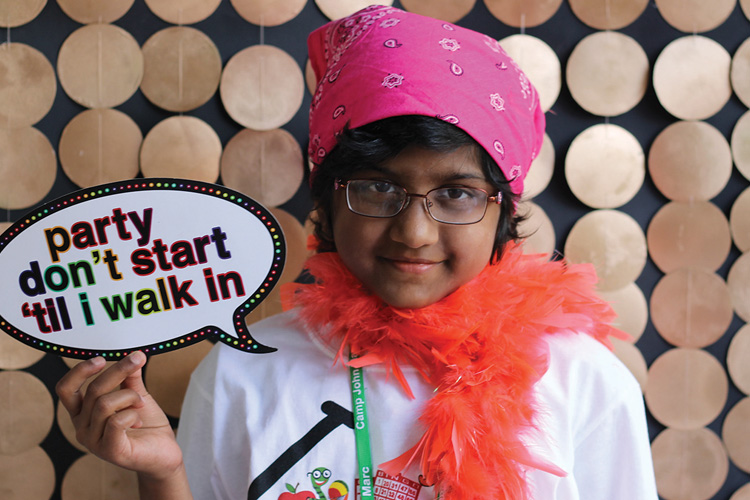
left=280, top=245, right=627, bottom=499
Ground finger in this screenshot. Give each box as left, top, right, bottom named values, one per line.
left=98, top=408, right=142, bottom=463
left=79, top=352, right=147, bottom=425
left=56, top=357, right=107, bottom=416
left=119, top=351, right=149, bottom=398
left=87, top=389, right=144, bottom=447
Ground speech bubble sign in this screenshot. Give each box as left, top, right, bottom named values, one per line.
left=0, top=179, right=285, bottom=359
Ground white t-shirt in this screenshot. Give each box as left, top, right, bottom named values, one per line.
left=177, top=309, right=658, bottom=500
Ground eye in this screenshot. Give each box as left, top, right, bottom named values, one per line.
left=313, top=470, right=322, bottom=479
left=323, top=469, right=331, bottom=478
left=435, top=187, right=479, bottom=201
left=365, top=180, right=398, bottom=194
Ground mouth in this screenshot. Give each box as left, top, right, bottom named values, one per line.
left=383, top=256, right=442, bottom=274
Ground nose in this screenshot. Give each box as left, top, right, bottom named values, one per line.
left=388, top=196, right=439, bottom=248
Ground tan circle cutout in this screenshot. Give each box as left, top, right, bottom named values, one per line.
left=653, top=36, right=731, bottom=120
left=517, top=201, right=555, bottom=258
left=568, top=0, right=648, bottom=30
left=269, top=208, right=307, bottom=286
left=651, top=427, right=729, bottom=500
left=732, top=38, right=750, bottom=109
left=220, top=45, right=304, bottom=131
left=523, top=133, right=554, bottom=199
left=731, top=187, right=750, bottom=252
left=729, top=325, right=750, bottom=396
left=0, top=0, right=46, bottom=27
left=499, top=35, right=560, bottom=112
left=144, top=341, right=212, bottom=418
left=732, top=109, right=750, bottom=182
left=0, top=127, right=56, bottom=210
left=0, top=371, right=53, bottom=454
left=566, top=32, right=648, bottom=117
left=57, top=0, right=134, bottom=24
left=57, top=24, right=143, bottom=109
left=0, top=222, right=10, bottom=234
left=61, top=453, right=139, bottom=500
left=563, top=209, right=647, bottom=291
left=400, top=0, right=476, bottom=23
left=565, top=124, right=645, bottom=209
left=647, top=201, right=732, bottom=273
left=599, top=282, right=648, bottom=342
left=141, top=26, right=222, bottom=113
left=144, top=0, right=221, bottom=24
left=654, top=0, right=736, bottom=33
left=220, top=128, right=304, bottom=207
left=315, top=0, right=394, bottom=20
left=0, top=332, right=45, bottom=369
left=484, top=0, right=563, bottom=27
left=56, top=399, right=88, bottom=453
left=230, top=0, right=307, bottom=26
left=59, top=108, right=142, bottom=188
left=743, top=0, right=750, bottom=20
left=646, top=348, right=728, bottom=429
left=0, top=43, right=56, bottom=128
left=648, top=120, right=732, bottom=202
left=140, top=116, right=221, bottom=183
left=611, top=337, right=647, bottom=391
left=728, top=252, right=750, bottom=323
left=0, top=446, right=55, bottom=500
left=732, top=483, right=750, bottom=500
left=723, top=397, right=750, bottom=473
left=305, top=58, right=317, bottom=95
left=650, top=268, right=733, bottom=348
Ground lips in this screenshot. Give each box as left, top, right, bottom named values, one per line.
left=383, top=256, right=442, bottom=274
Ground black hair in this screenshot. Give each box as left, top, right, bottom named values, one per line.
left=308, top=115, right=524, bottom=262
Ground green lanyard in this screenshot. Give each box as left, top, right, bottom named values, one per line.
left=349, top=355, right=374, bottom=500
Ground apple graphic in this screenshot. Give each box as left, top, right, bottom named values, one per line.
left=278, top=483, right=317, bottom=500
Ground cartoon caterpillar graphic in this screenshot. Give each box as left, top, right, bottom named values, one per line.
left=278, top=467, right=348, bottom=500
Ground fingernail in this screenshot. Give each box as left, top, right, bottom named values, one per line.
left=89, top=356, right=105, bottom=367
left=128, top=351, right=146, bottom=364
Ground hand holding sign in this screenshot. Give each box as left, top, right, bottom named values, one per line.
left=0, top=179, right=286, bottom=359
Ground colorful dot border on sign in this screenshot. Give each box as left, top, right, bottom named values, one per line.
left=0, top=178, right=286, bottom=359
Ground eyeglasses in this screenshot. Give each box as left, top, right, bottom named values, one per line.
left=335, top=178, right=501, bottom=225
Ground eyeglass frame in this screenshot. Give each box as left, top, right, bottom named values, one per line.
left=334, top=178, right=502, bottom=225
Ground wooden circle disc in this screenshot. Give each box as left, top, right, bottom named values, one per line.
left=499, top=35, right=561, bottom=112
left=140, top=116, right=221, bottom=182
left=315, top=0, right=394, bottom=20
left=141, top=26, right=222, bottom=112
left=0, top=222, right=10, bottom=234
left=61, top=453, right=139, bottom=500
left=598, top=282, right=649, bottom=342
left=144, top=341, right=212, bottom=418
left=729, top=325, right=750, bottom=396
left=268, top=208, right=307, bottom=285
left=56, top=400, right=87, bottom=452
left=305, top=58, right=317, bottom=95
left=654, top=0, right=736, bottom=33
left=723, top=397, right=750, bottom=473
left=0, top=127, right=56, bottom=210
left=732, top=483, right=750, bottom=500
left=523, top=133, right=554, bottom=199
left=57, top=24, right=143, bottom=109
left=651, top=427, right=729, bottom=500
left=568, top=0, right=648, bottom=30
left=731, top=187, right=750, bottom=252
left=59, top=108, right=142, bottom=188
left=484, top=0, right=563, bottom=28
left=566, top=31, right=648, bottom=117
left=650, top=268, right=734, bottom=348
left=563, top=209, right=647, bottom=291
left=517, top=201, right=555, bottom=258
left=57, top=0, right=134, bottom=24
left=143, top=0, right=221, bottom=24
left=0, top=447, right=55, bottom=500
left=0, top=330, right=45, bottom=369
left=647, top=201, right=732, bottom=273
left=220, top=45, right=304, bottom=131
left=743, top=0, right=750, bottom=20
left=646, top=348, right=728, bottom=429
left=0, top=371, right=53, bottom=454
left=565, top=124, right=645, bottom=208
left=732, top=109, right=750, bottom=182
left=732, top=38, right=750, bottom=108
left=653, top=36, right=731, bottom=120
left=220, top=128, right=304, bottom=207
left=648, top=120, right=732, bottom=202
left=0, top=42, right=56, bottom=128
left=400, top=0, right=476, bottom=23
left=0, top=0, right=46, bottom=28
left=230, top=0, right=307, bottom=26
left=611, top=338, right=647, bottom=391
left=728, top=252, right=750, bottom=323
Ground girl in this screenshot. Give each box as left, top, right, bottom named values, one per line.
left=57, top=6, right=658, bottom=500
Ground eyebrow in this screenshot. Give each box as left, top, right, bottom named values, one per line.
left=361, top=164, right=489, bottom=183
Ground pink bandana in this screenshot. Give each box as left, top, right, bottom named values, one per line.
left=307, top=6, right=546, bottom=195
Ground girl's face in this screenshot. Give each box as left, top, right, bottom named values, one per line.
left=331, top=145, right=500, bottom=309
